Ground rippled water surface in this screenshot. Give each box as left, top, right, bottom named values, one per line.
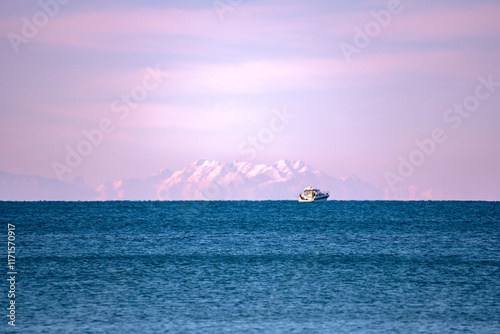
left=2, top=201, right=500, bottom=333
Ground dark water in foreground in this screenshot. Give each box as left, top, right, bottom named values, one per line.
left=1, top=201, right=500, bottom=333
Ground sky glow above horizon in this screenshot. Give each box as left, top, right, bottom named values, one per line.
left=1, top=0, right=500, bottom=200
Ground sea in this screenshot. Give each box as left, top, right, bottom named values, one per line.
left=1, top=201, right=500, bottom=333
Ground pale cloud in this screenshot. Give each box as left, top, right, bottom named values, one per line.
left=2, top=2, right=498, bottom=55
left=1, top=0, right=499, bottom=198
left=383, top=2, right=500, bottom=41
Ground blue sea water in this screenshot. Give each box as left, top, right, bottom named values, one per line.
left=1, top=201, right=500, bottom=333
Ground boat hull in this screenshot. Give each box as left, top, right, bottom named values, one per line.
left=298, top=195, right=329, bottom=202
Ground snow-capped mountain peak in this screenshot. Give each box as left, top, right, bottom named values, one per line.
left=0, top=160, right=448, bottom=201
left=0, top=159, right=384, bottom=201
left=92, top=159, right=382, bottom=200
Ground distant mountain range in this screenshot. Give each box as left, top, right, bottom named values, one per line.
left=1, top=159, right=385, bottom=201
left=0, top=171, right=97, bottom=201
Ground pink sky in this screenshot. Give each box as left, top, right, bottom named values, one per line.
left=1, top=0, right=500, bottom=200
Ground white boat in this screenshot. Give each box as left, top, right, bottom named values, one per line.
left=298, top=187, right=329, bottom=202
